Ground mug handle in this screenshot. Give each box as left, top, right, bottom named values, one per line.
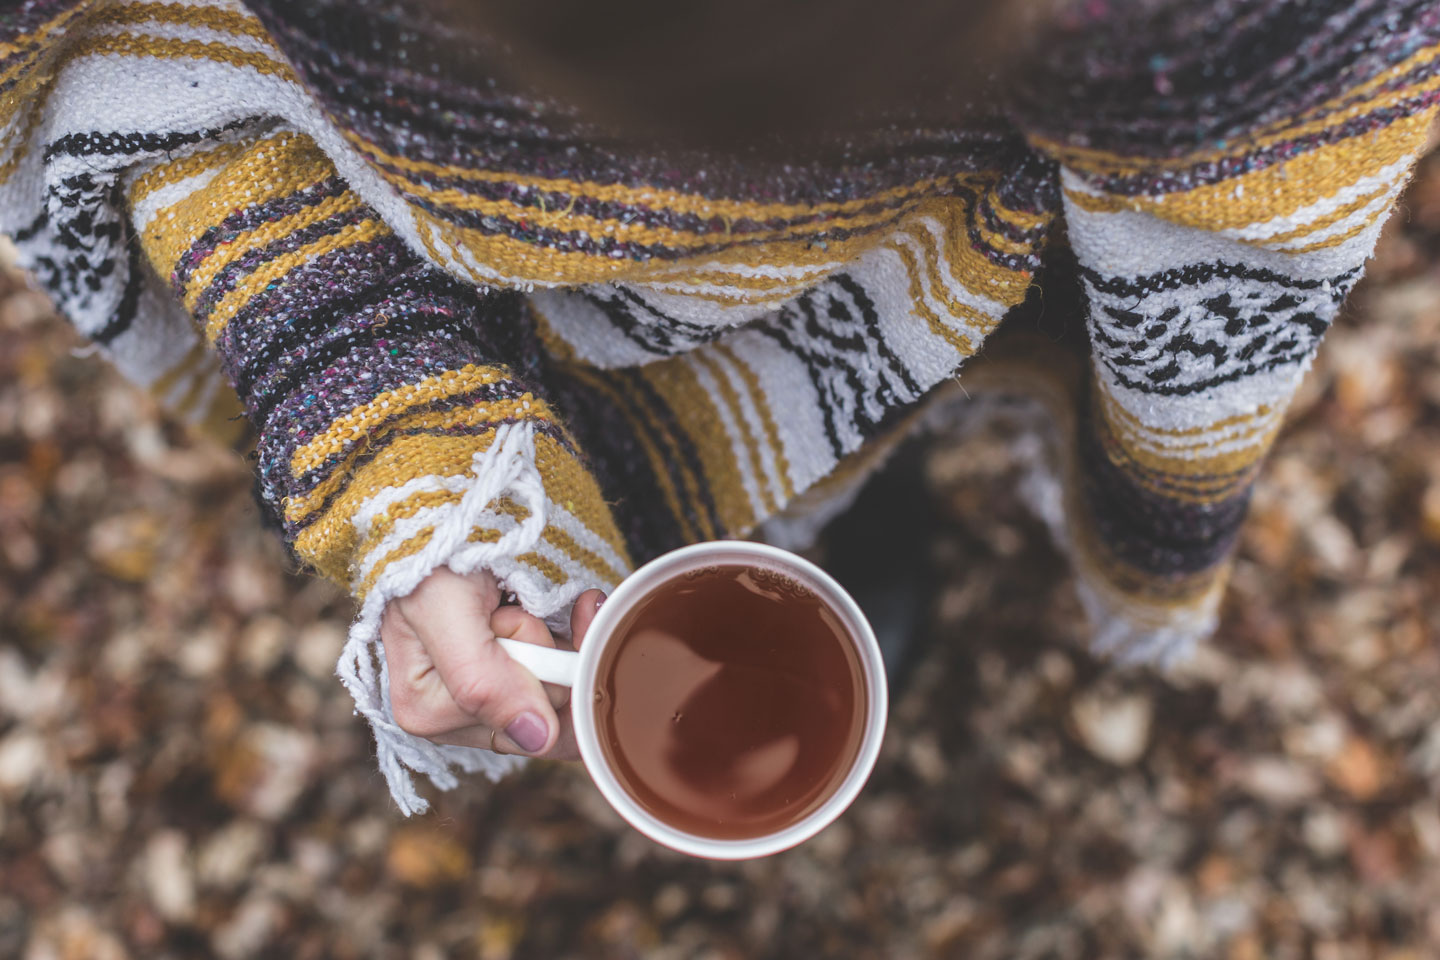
left=495, top=637, right=580, bottom=687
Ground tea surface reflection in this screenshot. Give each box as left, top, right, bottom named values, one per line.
left=595, top=565, right=866, bottom=840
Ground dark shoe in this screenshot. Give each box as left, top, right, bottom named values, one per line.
left=820, top=441, right=937, bottom=695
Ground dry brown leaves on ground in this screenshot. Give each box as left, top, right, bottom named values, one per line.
left=3, top=161, right=1440, bottom=958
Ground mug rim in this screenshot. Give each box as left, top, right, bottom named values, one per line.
left=571, top=540, right=888, bottom=860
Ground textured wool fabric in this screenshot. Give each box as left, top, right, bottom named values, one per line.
left=3, top=0, right=1438, bottom=812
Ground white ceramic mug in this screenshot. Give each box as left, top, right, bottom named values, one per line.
left=496, top=540, right=888, bottom=860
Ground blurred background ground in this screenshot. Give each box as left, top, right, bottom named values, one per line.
left=3, top=153, right=1440, bottom=959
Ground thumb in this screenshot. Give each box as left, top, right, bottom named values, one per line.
left=396, top=568, right=559, bottom=755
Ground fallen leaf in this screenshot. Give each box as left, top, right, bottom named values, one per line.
left=1071, top=690, right=1153, bottom=766
left=385, top=825, right=472, bottom=889
left=1326, top=736, right=1387, bottom=801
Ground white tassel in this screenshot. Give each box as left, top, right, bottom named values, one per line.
left=929, top=392, right=1216, bottom=668
left=335, top=422, right=546, bottom=815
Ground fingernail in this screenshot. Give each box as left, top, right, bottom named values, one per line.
left=594, top=592, right=607, bottom=611
left=505, top=712, right=549, bottom=753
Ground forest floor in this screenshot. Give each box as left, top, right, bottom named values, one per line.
left=4, top=154, right=1440, bottom=959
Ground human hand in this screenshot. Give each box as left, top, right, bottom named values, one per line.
left=380, top=567, right=605, bottom=760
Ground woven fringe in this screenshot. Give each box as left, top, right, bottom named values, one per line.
left=949, top=394, right=1217, bottom=666
left=335, top=422, right=546, bottom=815
left=1007, top=429, right=1218, bottom=667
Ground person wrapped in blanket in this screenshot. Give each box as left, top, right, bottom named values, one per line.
left=2, top=0, right=1436, bottom=813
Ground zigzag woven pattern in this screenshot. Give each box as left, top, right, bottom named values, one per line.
left=2, top=0, right=1437, bottom=810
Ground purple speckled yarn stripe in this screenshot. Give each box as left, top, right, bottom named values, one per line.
left=184, top=213, right=557, bottom=543
left=174, top=177, right=350, bottom=291
left=1014, top=0, right=1440, bottom=172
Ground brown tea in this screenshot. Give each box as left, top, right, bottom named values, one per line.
left=593, top=564, right=867, bottom=840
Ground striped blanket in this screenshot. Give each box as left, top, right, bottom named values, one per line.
left=3, top=0, right=1437, bottom=812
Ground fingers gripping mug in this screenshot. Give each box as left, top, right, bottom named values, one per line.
left=497, top=541, right=888, bottom=860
